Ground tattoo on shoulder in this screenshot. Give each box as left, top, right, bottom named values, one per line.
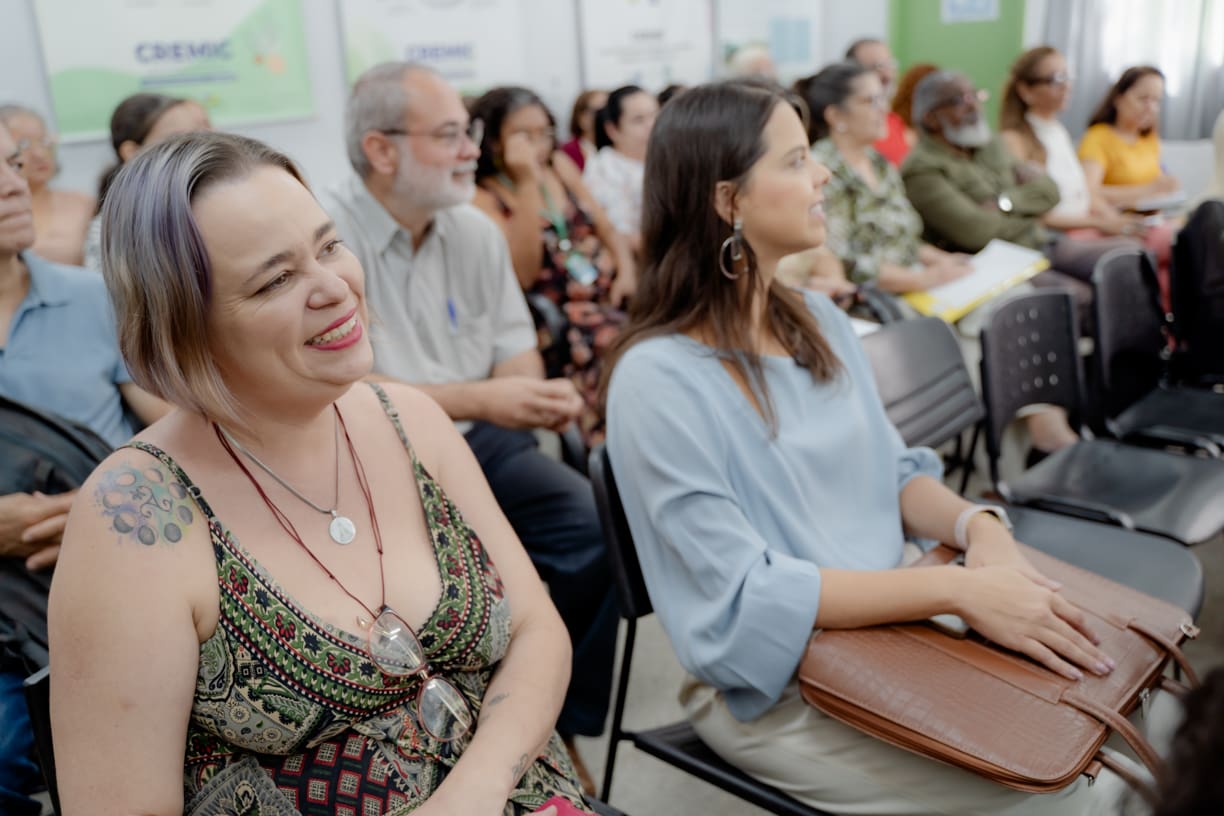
left=94, top=463, right=196, bottom=547
left=483, top=692, right=509, bottom=710
left=510, top=752, right=529, bottom=783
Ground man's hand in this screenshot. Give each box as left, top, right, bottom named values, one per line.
left=0, top=491, right=77, bottom=570
left=479, top=377, right=584, bottom=431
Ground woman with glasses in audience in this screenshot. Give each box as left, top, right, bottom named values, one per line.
left=48, top=132, right=591, bottom=816
left=1079, top=66, right=1181, bottom=211
left=583, top=85, right=658, bottom=253
left=0, top=105, right=93, bottom=265
left=82, top=93, right=212, bottom=271
left=603, top=80, right=1139, bottom=815
left=559, top=90, right=606, bottom=172
left=1000, top=48, right=1145, bottom=237
left=795, top=62, right=973, bottom=297
left=472, top=87, right=634, bottom=445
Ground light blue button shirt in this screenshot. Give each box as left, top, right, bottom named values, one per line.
left=606, top=291, right=942, bottom=721
left=0, top=252, right=133, bottom=447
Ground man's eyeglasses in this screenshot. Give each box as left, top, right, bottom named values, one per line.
left=935, top=88, right=990, bottom=111
left=863, top=59, right=898, bottom=73
left=379, top=119, right=484, bottom=151
left=368, top=607, right=474, bottom=742
left=16, top=136, right=57, bottom=155
left=1028, top=72, right=1072, bottom=87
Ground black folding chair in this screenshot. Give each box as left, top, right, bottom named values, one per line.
left=979, top=291, right=1224, bottom=546
left=1091, top=248, right=1224, bottom=456
left=861, top=316, right=984, bottom=494
left=862, top=317, right=1203, bottom=615
left=22, top=666, right=58, bottom=815
left=1170, top=199, right=1224, bottom=387
left=588, top=445, right=831, bottom=816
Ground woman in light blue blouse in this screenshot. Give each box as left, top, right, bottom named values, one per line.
left=602, top=81, right=1126, bottom=815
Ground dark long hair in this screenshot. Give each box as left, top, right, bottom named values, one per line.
left=793, top=61, right=873, bottom=144
left=600, top=81, right=840, bottom=432
left=1088, top=65, right=1164, bottom=136
left=999, top=47, right=1059, bottom=165
left=469, top=86, right=556, bottom=183
left=96, top=93, right=187, bottom=211
left=594, top=85, right=646, bottom=150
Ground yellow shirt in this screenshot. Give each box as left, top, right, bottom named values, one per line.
left=1077, top=123, right=1162, bottom=186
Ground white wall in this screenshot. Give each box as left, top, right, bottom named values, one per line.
left=1, top=0, right=884, bottom=196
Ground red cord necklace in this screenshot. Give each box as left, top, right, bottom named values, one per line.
left=214, top=405, right=387, bottom=626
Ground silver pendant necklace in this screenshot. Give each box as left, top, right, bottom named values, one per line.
left=219, top=411, right=357, bottom=545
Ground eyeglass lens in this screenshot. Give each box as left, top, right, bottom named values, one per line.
left=368, top=607, right=473, bottom=741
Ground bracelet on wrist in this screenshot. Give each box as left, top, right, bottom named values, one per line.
left=954, top=505, right=1013, bottom=551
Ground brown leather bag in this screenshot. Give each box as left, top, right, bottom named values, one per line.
left=797, top=544, right=1200, bottom=801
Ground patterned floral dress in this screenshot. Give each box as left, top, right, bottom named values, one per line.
left=489, top=182, right=626, bottom=445
left=811, top=138, right=924, bottom=285
left=129, top=385, right=591, bottom=815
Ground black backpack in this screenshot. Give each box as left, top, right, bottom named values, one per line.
left=0, top=395, right=112, bottom=670
left=1171, top=199, right=1224, bottom=387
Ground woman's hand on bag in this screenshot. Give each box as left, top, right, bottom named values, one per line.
left=956, top=565, right=1115, bottom=682
left=963, top=515, right=1034, bottom=573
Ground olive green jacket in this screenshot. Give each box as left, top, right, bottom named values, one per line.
left=901, top=134, right=1060, bottom=252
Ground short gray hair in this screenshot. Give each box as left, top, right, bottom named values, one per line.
left=0, top=104, right=45, bottom=129
left=345, top=62, right=437, bottom=178
left=101, top=131, right=305, bottom=428
left=912, top=70, right=963, bottom=132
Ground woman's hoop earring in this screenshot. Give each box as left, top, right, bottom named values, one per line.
left=719, top=217, right=745, bottom=280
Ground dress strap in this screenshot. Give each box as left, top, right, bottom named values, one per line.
left=366, top=382, right=423, bottom=470
left=121, top=440, right=219, bottom=522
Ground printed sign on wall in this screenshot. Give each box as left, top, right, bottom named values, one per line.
left=33, top=0, right=314, bottom=141
left=578, top=0, right=715, bottom=89
left=339, top=0, right=531, bottom=95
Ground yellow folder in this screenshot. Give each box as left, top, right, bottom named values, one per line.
left=902, top=240, right=1050, bottom=323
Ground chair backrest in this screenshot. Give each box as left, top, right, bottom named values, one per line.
left=979, top=291, right=1084, bottom=473
left=860, top=317, right=984, bottom=449
left=1091, top=248, right=1166, bottom=420
left=0, top=395, right=114, bottom=671
left=22, top=666, right=59, bottom=815
left=588, top=444, right=653, bottom=621
left=1171, top=198, right=1224, bottom=384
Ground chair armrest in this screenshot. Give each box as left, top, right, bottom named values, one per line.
left=858, top=283, right=907, bottom=325
left=559, top=424, right=589, bottom=476
left=1115, top=424, right=1223, bottom=458
left=1017, top=492, right=1137, bottom=530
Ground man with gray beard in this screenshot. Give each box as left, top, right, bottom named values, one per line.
left=322, top=63, right=613, bottom=790
left=901, top=70, right=1131, bottom=298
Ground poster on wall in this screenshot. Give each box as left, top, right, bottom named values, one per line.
left=339, top=0, right=530, bottom=95
left=941, top=0, right=1000, bottom=24
left=578, top=0, right=715, bottom=90
left=32, top=0, right=314, bottom=141
left=715, top=0, right=817, bottom=84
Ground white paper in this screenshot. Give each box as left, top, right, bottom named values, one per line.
left=918, top=239, right=1046, bottom=316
